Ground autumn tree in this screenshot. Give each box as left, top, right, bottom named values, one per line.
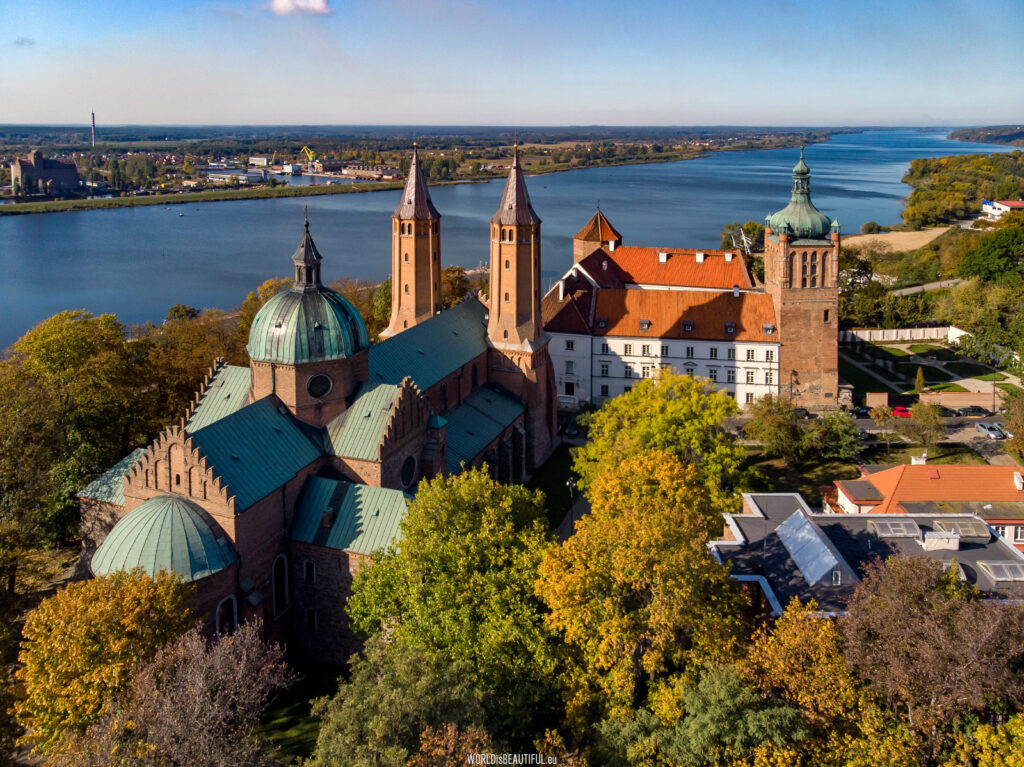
left=841, top=556, right=1024, bottom=764
left=743, top=394, right=805, bottom=462
left=869, top=404, right=897, bottom=454
left=307, top=638, right=490, bottom=767
left=537, top=450, right=747, bottom=718
left=347, top=468, right=561, bottom=740
left=441, top=265, right=471, bottom=308
left=237, top=276, right=291, bottom=353
left=47, top=621, right=294, bottom=767
left=904, top=401, right=945, bottom=452
left=958, top=713, right=1024, bottom=767
left=573, top=369, right=751, bottom=512
left=15, top=571, right=194, bottom=754
left=407, top=723, right=497, bottom=767
left=915, top=366, right=926, bottom=394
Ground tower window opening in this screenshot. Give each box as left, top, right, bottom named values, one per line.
left=505, top=259, right=510, bottom=270
left=503, top=330, right=508, bottom=339
left=404, top=284, right=409, bottom=294
left=504, top=292, right=510, bottom=302
left=404, top=253, right=409, bottom=262
left=175, top=474, right=180, bottom=486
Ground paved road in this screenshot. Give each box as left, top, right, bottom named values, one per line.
left=890, top=278, right=963, bottom=296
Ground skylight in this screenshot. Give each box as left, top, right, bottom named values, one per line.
left=868, top=519, right=922, bottom=538
left=979, top=561, right=1024, bottom=583
left=777, top=511, right=852, bottom=587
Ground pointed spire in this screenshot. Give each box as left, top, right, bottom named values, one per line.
left=292, top=214, right=323, bottom=290
left=492, top=145, right=541, bottom=226
left=394, top=145, right=440, bottom=219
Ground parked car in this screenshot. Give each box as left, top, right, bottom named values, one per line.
left=892, top=406, right=912, bottom=418
left=957, top=406, right=991, bottom=417
left=851, top=405, right=870, bottom=417
left=938, top=406, right=957, bottom=418
left=793, top=408, right=812, bottom=419
left=976, top=422, right=1005, bottom=440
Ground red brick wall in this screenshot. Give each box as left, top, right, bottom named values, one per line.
left=250, top=349, right=369, bottom=428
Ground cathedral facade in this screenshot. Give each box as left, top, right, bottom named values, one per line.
left=79, top=148, right=557, bottom=665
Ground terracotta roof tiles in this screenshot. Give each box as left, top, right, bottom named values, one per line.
left=578, top=246, right=752, bottom=290
left=573, top=209, right=622, bottom=242
left=837, top=465, right=1024, bottom=514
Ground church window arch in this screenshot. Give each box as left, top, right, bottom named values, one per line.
left=505, top=259, right=510, bottom=270
left=404, top=252, right=409, bottom=263
left=404, top=283, right=409, bottom=294
left=504, top=292, right=510, bottom=302
left=216, top=595, right=237, bottom=635
left=272, top=554, right=289, bottom=617
left=175, top=473, right=181, bottom=486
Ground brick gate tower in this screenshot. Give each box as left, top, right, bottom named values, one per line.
left=763, top=149, right=841, bottom=408
left=381, top=146, right=442, bottom=339
left=486, top=148, right=557, bottom=467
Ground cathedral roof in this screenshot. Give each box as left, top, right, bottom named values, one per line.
left=766, top=148, right=834, bottom=241
left=185, top=364, right=251, bottom=433
left=325, top=382, right=401, bottom=462
left=91, top=494, right=238, bottom=582
left=77, top=448, right=147, bottom=506
left=247, top=223, right=370, bottom=365
left=444, top=387, right=525, bottom=475
left=393, top=146, right=440, bottom=220
left=291, top=476, right=409, bottom=555
left=369, top=297, right=489, bottom=391
left=491, top=148, right=541, bottom=226
left=573, top=209, right=622, bottom=243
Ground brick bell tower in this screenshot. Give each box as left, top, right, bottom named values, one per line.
left=763, top=148, right=841, bottom=408
left=486, top=147, right=556, bottom=468
left=381, top=145, right=442, bottom=339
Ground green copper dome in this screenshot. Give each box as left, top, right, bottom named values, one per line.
left=91, top=495, right=238, bottom=582
left=247, top=221, right=370, bottom=365
left=766, top=148, right=835, bottom=240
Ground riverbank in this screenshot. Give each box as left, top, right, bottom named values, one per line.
left=0, top=136, right=821, bottom=217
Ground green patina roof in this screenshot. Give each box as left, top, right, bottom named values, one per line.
left=189, top=397, right=322, bottom=511
left=325, top=382, right=399, bottom=462
left=766, top=148, right=834, bottom=241
left=369, top=298, right=489, bottom=391
left=290, top=476, right=408, bottom=555
left=444, top=386, right=525, bottom=474
left=185, top=365, right=251, bottom=433
left=247, top=287, right=370, bottom=365
left=78, top=448, right=147, bottom=506
left=91, top=494, right=238, bottom=582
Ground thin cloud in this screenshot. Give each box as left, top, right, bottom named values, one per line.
left=12, top=37, right=35, bottom=46
left=266, top=0, right=331, bottom=15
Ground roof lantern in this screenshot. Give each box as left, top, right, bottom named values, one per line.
left=766, top=147, right=835, bottom=240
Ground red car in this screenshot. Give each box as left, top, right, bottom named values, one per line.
left=892, top=406, right=912, bottom=418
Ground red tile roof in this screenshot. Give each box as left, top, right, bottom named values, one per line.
left=997, top=200, right=1024, bottom=209
left=573, top=210, right=622, bottom=242
left=837, top=465, right=1024, bottom=514
left=578, top=246, right=753, bottom=290
left=542, top=287, right=593, bottom=335
left=592, top=288, right=777, bottom=342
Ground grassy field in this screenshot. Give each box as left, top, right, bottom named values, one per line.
left=877, top=345, right=911, bottom=358
left=258, top=664, right=341, bottom=763
left=908, top=344, right=958, bottom=360
left=839, top=357, right=902, bottom=398
left=998, top=383, right=1023, bottom=395
left=861, top=441, right=986, bottom=465
left=975, top=371, right=1009, bottom=382
left=947, top=361, right=998, bottom=378
left=526, top=442, right=580, bottom=528
left=896, top=363, right=953, bottom=383
left=743, top=449, right=860, bottom=506
left=924, top=382, right=970, bottom=393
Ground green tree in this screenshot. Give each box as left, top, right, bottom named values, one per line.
left=166, top=303, right=199, bottom=321
left=372, top=278, right=392, bottom=328
left=743, top=394, right=805, bottom=462
left=572, top=370, right=750, bottom=512
left=306, top=638, right=490, bottom=767
left=808, top=410, right=861, bottom=460
left=869, top=404, right=897, bottom=454
left=904, top=401, right=945, bottom=452
left=915, top=366, right=926, bottom=394
left=347, top=468, right=560, bottom=740
left=15, top=571, right=194, bottom=754
left=537, top=450, right=747, bottom=718
left=958, top=225, right=1024, bottom=283
left=861, top=221, right=881, bottom=234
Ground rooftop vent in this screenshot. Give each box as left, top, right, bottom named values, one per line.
left=695, top=251, right=705, bottom=263
left=608, top=240, right=616, bottom=252
left=922, top=531, right=960, bottom=551
left=733, top=285, right=740, bottom=298
left=725, top=252, right=734, bottom=263
left=658, top=251, right=668, bottom=263
left=1014, top=472, right=1023, bottom=491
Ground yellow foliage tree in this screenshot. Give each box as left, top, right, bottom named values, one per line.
left=747, top=598, right=860, bottom=725
left=952, top=714, right=1024, bottom=767
left=536, top=450, right=747, bottom=719
left=15, top=570, right=194, bottom=754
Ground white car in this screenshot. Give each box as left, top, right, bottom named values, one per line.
left=976, top=422, right=1005, bottom=440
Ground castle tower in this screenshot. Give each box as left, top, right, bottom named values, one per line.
left=763, top=148, right=840, bottom=408
left=486, top=148, right=556, bottom=467
left=381, top=146, right=442, bottom=339
left=246, top=218, right=371, bottom=427
left=572, top=207, right=622, bottom=263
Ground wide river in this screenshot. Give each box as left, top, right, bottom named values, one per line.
left=0, top=129, right=1014, bottom=349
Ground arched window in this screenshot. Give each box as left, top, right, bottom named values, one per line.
left=175, top=474, right=181, bottom=486
left=273, top=554, right=289, bottom=616
left=503, top=330, right=508, bottom=339
left=216, top=595, right=237, bottom=635
left=504, top=292, right=510, bottom=302
left=404, top=252, right=409, bottom=262
left=404, top=283, right=409, bottom=294
left=504, top=259, right=510, bottom=270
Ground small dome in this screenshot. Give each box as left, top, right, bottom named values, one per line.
left=91, top=495, right=238, bottom=582
left=767, top=202, right=834, bottom=240
left=247, top=287, right=370, bottom=364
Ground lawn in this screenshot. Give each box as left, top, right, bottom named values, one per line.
left=896, top=363, right=953, bottom=383
left=947, top=361, right=998, bottom=379
left=526, top=442, right=580, bottom=528
left=259, top=663, right=341, bottom=763
left=908, top=344, right=958, bottom=360
left=922, top=382, right=969, bottom=393
left=743, top=449, right=860, bottom=507
left=975, top=371, right=1009, bottom=382
left=839, top=357, right=902, bottom=398
left=877, top=345, right=911, bottom=357
left=861, top=441, right=986, bottom=465
left=997, top=383, right=1023, bottom=395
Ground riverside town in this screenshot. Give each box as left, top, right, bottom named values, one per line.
left=3, top=1, right=1024, bottom=765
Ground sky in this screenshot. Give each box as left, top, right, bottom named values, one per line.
left=1, top=0, right=1022, bottom=126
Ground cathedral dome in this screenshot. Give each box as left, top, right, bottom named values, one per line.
left=766, top=148, right=834, bottom=240
left=91, top=495, right=238, bottom=582
left=246, top=221, right=370, bottom=365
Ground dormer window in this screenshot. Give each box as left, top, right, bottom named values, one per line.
left=597, top=318, right=608, bottom=329
left=725, top=322, right=737, bottom=334
left=682, top=321, right=694, bottom=333
left=639, top=319, right=652, bottom=331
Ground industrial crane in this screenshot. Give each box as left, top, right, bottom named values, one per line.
left=300, top=146, right=316, bottom=173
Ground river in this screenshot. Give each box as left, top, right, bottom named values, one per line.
left=0, top=129, right=1013, bottom=349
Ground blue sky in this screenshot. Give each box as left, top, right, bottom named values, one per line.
left=1, top=0, right=1021, bottom=126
